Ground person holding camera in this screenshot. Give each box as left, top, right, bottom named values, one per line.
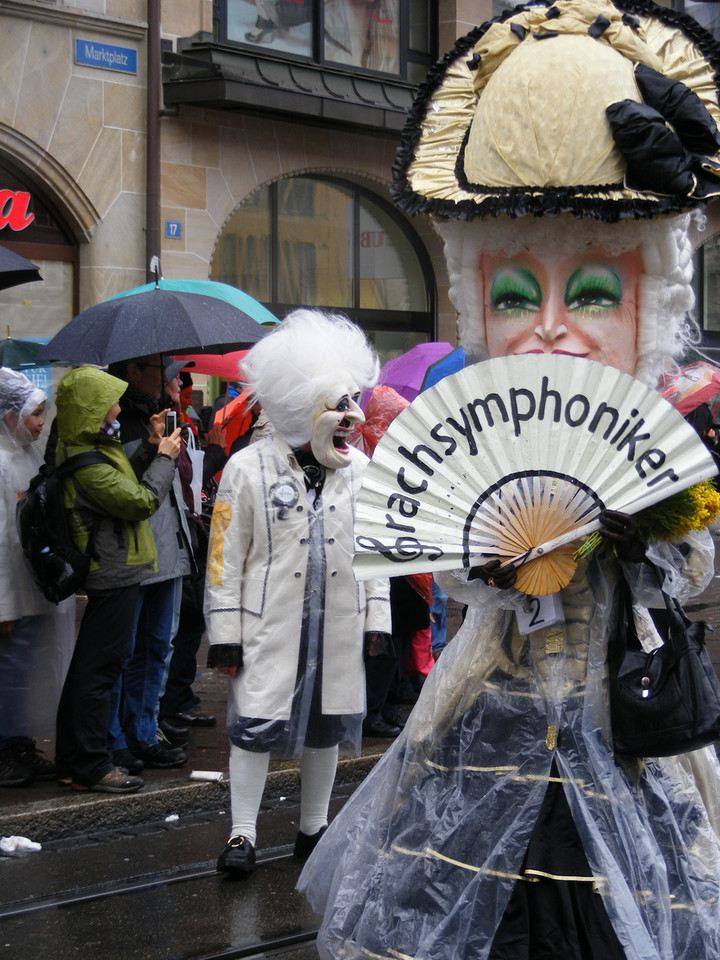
left=54, top=366, right=181, bottom=793
left=105, top=356, right=196, bottom=771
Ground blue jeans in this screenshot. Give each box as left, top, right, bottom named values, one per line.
left=108, top=578, right=180, bottom=753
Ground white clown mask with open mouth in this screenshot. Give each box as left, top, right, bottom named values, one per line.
left=310, top=383, right=364, bottom=469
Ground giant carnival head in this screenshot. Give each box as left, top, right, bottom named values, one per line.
left=391, top=0, right=720, bottom=386
left=240, top=308, right=379, bottom=468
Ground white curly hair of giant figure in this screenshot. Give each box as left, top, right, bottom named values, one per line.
left=240, top=308, right=379, bottom=448
left=435, top=213, right=700, bottom=388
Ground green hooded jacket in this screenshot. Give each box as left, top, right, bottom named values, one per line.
left=55, top=367, right=176, bottom=591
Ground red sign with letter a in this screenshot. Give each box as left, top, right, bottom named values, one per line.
left=0, top=190, right=34, bottom=231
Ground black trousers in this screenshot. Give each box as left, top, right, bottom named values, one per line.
left=56, top=584, right=140, bottom=785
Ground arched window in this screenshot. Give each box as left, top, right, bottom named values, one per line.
left=211, top=176, right=435, bottom=361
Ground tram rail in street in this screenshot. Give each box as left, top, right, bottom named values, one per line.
left=0, top=814, right=327, bottom=960
left=0, top=847, right=296, bottom=920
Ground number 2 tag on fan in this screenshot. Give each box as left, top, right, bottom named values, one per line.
left=516, top=593, right=564, bottom=635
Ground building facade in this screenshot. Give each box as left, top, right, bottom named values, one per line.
left=2, top=0, right=720, bottom=386
left=0, top=0, right=466, bottom=379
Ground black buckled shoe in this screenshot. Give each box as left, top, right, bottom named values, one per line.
left=293, top=825, right=327, bottom=859
left=217, top=835, right=256, bottom=875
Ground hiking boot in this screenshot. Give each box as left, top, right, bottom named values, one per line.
left=132, top=743, right=187, bottom=769
left=11, top=738, right=56, bottom=781
left=217, top=835, right=256, bottom=875
left=72, top=767, right=144, bottom=794
left=157, top=720, right=189, bottom=748
left=0, top=745, right=33, bottom=787
left=165, top=709, right=216, bottom=727
left=112, top=748, right=144, bottom=775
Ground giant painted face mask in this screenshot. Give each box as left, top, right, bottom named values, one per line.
left=482, top=247, right=641, bottom=375
left=310, top=383, right=364, bottom=469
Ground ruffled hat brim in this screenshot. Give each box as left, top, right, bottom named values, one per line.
left=391, top=0, right=720, bottom=222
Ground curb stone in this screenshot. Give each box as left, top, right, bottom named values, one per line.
left=1, top=753, right=383, bottom=844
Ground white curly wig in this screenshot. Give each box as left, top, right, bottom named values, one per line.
left=240, top=308, right=379, bottom=447
left=435, top=213, right=700, bottom=388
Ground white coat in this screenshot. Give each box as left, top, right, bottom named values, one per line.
left=204, top=435, right=391, bottom=722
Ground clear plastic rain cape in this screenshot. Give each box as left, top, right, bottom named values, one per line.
left=298, top=531, right=720, bottom=960
left=0, top=368, right=74, bottom=740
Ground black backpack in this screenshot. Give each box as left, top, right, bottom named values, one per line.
left=16, top=450, right=112, bottom=604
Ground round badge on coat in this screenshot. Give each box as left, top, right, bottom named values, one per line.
left=270, top=480, right=299, bottom=511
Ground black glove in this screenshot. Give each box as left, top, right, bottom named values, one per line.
left=207, top=643, right=243, bottom=670
left=364, top=631, right=393, bottom=658
left=598, top=509, right=646, bottom=562
left=468, top=558, right=517, bottom=590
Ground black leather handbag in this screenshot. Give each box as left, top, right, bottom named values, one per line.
left=609, top=581, right=720, bottom=757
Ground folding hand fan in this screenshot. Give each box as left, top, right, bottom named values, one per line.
left=354, top=355, right=717, bottom=595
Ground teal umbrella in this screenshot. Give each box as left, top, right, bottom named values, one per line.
left=0, top=334, right=46, bottom=369
left=0, top=327, right=71, bottom=369
left=109, top=278, right=278, bottom=327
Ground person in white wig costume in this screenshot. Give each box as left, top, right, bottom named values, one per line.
left=298, top=1, right=720, bottom=957
left=204, top=309, right=391, bottom=875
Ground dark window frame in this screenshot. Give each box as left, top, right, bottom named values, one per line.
left=212, top=173, right=436, bottom=338
left=214, top=0, right=437, bottom=82
left=694, top=242, right=720, bottom=349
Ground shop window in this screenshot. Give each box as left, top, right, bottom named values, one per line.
left=218, top=0, right=435, bottom=80
left=0, top=167, right=77, bottom=359
left=211, top=175, right=435, bottom=361
left=0, top=164, right=78, bottom=412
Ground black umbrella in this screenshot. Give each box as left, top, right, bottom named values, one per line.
left=0, top=246, right=43, bottom=291
left=39, top=284, right=272, bottom=366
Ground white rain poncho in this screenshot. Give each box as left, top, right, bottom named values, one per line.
left=0, top=367, right=47, bottom=447
left=298, top=531, right=720, bottom=960
left=0, top=367, right=75, bottom=740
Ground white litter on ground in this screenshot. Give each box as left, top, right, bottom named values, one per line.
left=1, top=836, right=42, bottom=854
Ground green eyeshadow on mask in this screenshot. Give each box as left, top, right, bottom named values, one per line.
left=565, top=265, right=622, bottom=312
left=489, top=267, right=542, bottom=313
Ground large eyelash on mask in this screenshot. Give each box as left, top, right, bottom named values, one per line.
left=489, top=268, right=542, bottom=312
left=565, top=266, right=622, bottom=310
